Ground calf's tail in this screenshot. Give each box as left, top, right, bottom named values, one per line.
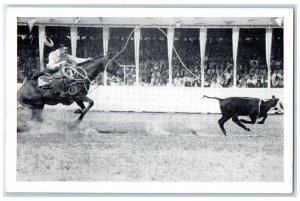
left=202, top=95, right=223, bottom=101
left=17, top=96, right=33, bottom=109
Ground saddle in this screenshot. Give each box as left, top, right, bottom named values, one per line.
left=38, top=71, right=64, bottom=88
left=38, top=69, right=71, bottom=89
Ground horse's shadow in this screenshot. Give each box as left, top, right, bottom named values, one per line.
left=97, top=130, right=128, bottom=134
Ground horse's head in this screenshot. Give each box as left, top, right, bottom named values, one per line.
left=106, top=49, right=119, bottom=60
left=104, top=49, right=123, bottom=75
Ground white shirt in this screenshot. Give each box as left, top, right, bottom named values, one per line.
left=224, top=72, right=231, bottom=80
left=246, top=78, right=257, bottom=86
left=173, top=77, right=183, bottom=87
left=271, top=73, right=278, bottom=86
left=46, top=49, right=89, bottom=70
left=182, top=76, right=192, bottom=84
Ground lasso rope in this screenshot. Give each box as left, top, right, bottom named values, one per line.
left=62, top=24, right=199, bottom=95
left=154, top=26, right=199, bottom=79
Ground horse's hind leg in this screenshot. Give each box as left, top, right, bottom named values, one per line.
left=218, top=115, right=230, bottom=136
left=76, top=96, right=94, bottom=122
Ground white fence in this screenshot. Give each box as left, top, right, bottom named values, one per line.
left=18, top=84, right=284, bottom=113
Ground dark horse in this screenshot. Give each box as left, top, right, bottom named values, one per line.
left=17, top=53, right=119, bottom=125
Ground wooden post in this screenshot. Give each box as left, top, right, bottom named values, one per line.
left=38, top=25, right=45, bottom=70
left=200, top=28, right=207, bottom=88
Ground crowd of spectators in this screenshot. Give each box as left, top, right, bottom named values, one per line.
left=172, top=29, right=201, bottom=87
left=203, top=30, right=234, bottom=87
left=271, top=60, right=284, bottom=88
left=77, top=27, right=104, bottom=58
left=236, top=29, right=268, bottom=88
left=234, top=29, right=284, bottom=88
left=107, top=28, right=135, bottom=86
left=17, top=26, right=284, bottom=88
left=17, top=26, right=40, bottom=83
left=270, top=29, right=284, bottom=88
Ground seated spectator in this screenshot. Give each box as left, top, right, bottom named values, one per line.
left=272, top=76, right=281, bottom=88
left=204, top=73, right=211, bottom=87
left=157, top=78, right=165, bottom=86
left=182, top=71, right=192, bottom=87
left=210, top=74, right=222, bottom=88
left=277, top=69, right=284, bottom=87
left=173, top=73, right=183, bottom=87
left=109, top=75, right=120, bottom=86
left=192, top=69, right=201, bottom=87
left=246, top=73, right=257, bottom=88
left=17, top=70, right=25, bottom=83
left=271, top=69, right=279, bottom=87
left=237, top=75, right=247, bottom=88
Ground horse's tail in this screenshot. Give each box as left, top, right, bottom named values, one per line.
left=17, top=79, right=34, bottom=109
left=202, top=95, right=224, bottom=101
left=17, top=77, right=27, bottom=94
left=18, top=98, right=32, bottom=108
left=17, top=94, right=33, bottom=109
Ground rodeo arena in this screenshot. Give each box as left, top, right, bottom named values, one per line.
left=17, top=17, right=284, bottom=182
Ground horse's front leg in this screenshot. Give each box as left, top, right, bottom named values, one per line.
left=74, top=100, right=85, bottom=114
left=32, top=104, right=45, bottom=122
left=76, top=96, right=94, bottom=122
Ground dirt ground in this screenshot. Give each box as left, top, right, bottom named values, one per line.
left=17, top=109, right=283, bottom=182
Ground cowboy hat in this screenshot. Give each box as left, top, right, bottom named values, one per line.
left=43, top=35, right=54, bottom=47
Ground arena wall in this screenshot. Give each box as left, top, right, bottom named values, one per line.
left=17, top=84, right=284, bottom=113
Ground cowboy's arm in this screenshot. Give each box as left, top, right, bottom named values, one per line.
left=67, top=54, right=91, bottom=64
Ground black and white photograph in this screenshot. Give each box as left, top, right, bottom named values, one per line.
left=4, top=7, right=294, bottom=194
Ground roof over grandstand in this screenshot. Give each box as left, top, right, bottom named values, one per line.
left=17, top=17, right=283, bottom=28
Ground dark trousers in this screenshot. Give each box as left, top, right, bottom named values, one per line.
left=31, top=68, right=59, bottom=80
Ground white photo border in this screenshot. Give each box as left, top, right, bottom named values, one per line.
left=4, top=6, right=294, bottom=194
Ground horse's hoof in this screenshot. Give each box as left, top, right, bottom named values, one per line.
left=74, top=109, right=82, bottom=114
left=69, top=119, right=82, bottom=130
left=246, top=128, right=251, bottom=131
left=68, top=123, right=77, bottom=130
left=257, top=121, right=263, bottom=124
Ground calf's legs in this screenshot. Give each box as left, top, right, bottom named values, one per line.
left=218, top=116, right=231, bottom=136
left=257, top=115, right=268, bottom=124
left=240, top=114, right=257, bottom=124
left=232, top=115, right=251, bottom=131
